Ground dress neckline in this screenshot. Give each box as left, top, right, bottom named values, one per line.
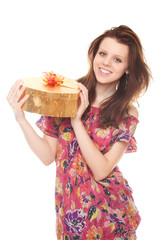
left=90, top=105, right=100, bottom=109
left=90, top=105, right=100, bottom=113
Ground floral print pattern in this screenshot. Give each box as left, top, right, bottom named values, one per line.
left=36, top=106, right=141, bottom=239
left=86, top=225, right=103, bottom=239
left=64, top=209, right=87, bottom=234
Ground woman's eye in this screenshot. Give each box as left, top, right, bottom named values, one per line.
left=114, top=58, right=122, bottom=63
left=99, top=52, right=106, bottom=56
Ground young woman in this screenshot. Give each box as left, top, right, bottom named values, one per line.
left=7, top=25, right=151, bottom=239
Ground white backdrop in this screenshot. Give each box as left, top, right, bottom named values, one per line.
left=0, top=0, right=159, bottom=239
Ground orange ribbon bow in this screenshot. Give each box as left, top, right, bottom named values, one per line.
left=42, top=71, right=64, bottom=86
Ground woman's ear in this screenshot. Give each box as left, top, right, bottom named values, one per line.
left=125, top=70, right=129, bottom=74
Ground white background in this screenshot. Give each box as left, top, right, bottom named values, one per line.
left=0, top=0, right=159, bottom=239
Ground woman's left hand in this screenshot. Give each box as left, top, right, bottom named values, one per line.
left=71, top=83, right=89, bottom=126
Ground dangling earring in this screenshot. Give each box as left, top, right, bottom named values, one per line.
left=116, top=81, right=120, bottom=90
left=125, top=73, right=129, bottom=89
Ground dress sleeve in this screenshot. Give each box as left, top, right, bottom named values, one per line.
left=36, top=116, right=62, bottom=138
left=112, top=116, right=139, bottom=153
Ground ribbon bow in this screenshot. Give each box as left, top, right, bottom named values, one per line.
left=42, top=71, right=80, bottom=90
left=42, top=71, right=64, bottom=86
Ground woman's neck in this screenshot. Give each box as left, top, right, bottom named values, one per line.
left=92, top=82, right=117, bottom=107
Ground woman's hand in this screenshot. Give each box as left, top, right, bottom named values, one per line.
left=71, top=83, right=89, bottom=127
left=7, top=80, right=29, bottom=122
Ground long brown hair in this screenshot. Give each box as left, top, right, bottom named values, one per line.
left=78, top=25, right=151, bottom=127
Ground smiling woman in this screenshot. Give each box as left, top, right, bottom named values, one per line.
left=7, top=25, right=151, bottom=240
left=78, top=25, right=151, bottom=127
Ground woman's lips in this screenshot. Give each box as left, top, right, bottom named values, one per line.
left=99, top=67, right=112, bottom=75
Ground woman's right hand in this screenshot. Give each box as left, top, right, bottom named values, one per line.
left=7, top=80, right=29, bottom=122
left=7, top=80, right=57, bottom=165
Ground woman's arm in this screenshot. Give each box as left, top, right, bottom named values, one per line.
left=17, top=117, right=58, bottom=165
left=71, top=83, right=138, bottom=181
left=71, top=120, right=128, bottom=181
left=7, top=80, right=58, bottom=166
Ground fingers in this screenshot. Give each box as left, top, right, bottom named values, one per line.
left=78, top=83, right=89, bottom=108
left=8, top=80, right=23, bottom=102
left=7, top=80, right=29, bottom=111
left=17, top=94, right=29, bottom=109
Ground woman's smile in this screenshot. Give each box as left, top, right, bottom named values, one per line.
left=99, top=67, right=112, bottom=75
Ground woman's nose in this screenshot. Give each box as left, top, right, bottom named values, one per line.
left=103, top=57, right=111, bottom=66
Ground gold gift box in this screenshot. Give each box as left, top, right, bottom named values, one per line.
left=22, top=77, right=80, bottom=117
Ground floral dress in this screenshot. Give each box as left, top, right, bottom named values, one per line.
left=36, top=106, right=141, bottom=240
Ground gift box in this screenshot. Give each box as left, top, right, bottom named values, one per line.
left=21, top=72, right=80, bottom=117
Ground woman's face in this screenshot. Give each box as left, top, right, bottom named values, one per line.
left=93, top=37, right=129, bottom=85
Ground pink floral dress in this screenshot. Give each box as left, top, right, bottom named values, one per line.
left=36, top=106, right=141, bottom=240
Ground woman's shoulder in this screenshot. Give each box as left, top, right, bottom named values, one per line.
left=128, top=105, right=139, bottom=119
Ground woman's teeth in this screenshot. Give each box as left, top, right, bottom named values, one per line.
left=99, top=68, right=112, bottom=74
